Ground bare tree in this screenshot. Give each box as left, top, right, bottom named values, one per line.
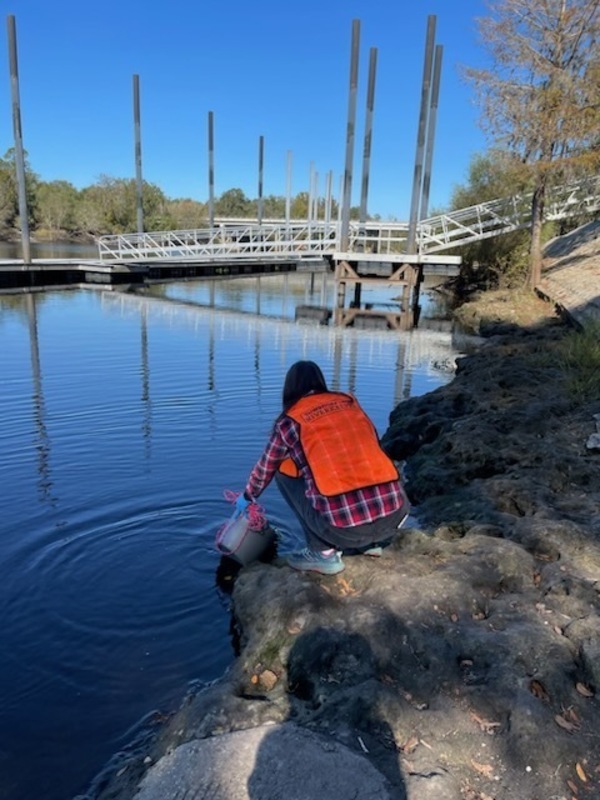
left=465, top=0, right=600, bottom=288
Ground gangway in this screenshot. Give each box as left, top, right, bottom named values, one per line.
left=96, top=220, right=411, bottom=263
left=95, top=175, right=600, bottom=264
left=417, top=174, right=600, bottom=254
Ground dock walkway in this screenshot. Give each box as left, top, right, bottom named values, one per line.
left=538, top=220, right=600, bottom=328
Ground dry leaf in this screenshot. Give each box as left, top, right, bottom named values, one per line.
left=575, top=762, right=588, bottom=783
left=554, top=625, right=564, bottom=635
left=471, top=760, right=495, bottom=779
left=258, top=669, right=278, bottom=691
left=463, top=787, right=495, bottom=800
left=566, top=779, right=579, bottom=794
left=450, top=612, right=459, bottom=622
left=568, top=707, right=581, bottom=724
left=380, top=673, right=395, bottom=686
left=575, top=682, right=594, bottom=698
left=529, top=679, right=550, bottom=702
left=470, top=710, right=501, bottom=734
left=335, top=576, right=357, bottom=596
left=250, top=674, right=258, bottom=685
left=400, top=736, right=419, bottom=754
left=533, top=570, right=541, bottom=586
left=554, top=714, right=579, bottom=733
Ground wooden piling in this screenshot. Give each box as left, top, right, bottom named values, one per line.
left=6, top=15, right=31, bottom=264
left=133, top=74, right=144, bottom=234
left=340, top=19, right=360, bottom=252
left=407, top=15, right=436, bottom=254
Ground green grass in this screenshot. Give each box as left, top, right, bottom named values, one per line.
left=555, top=321, right=600, bottom=400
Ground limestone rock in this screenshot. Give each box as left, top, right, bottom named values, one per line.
left=134, top=722, right=394, bottom=800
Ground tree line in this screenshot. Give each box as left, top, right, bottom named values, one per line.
left=0, top=151, right=361, bottom=242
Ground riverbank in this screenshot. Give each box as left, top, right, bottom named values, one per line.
left=85, top=226, right=600, bottom=800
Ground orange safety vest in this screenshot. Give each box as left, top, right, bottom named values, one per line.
left=281, top=392, right=398, bottom=496
left=278, top=457, right=300, bottom=478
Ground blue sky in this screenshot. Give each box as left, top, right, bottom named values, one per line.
left=1, top=0, right=490, bottom=220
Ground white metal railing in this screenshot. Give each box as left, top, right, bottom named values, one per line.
left=96, top=220, right=410, bottom=262
left=418, top=175, right=600, bottom=254
left=96, top=175, right=600, bottom=262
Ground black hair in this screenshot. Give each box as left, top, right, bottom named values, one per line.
left=282, top=360, right=328, bottom=410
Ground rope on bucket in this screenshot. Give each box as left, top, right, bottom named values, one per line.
left=215, top=490, right=267, bottom=549
left=222, top=489, right=266, bottom=529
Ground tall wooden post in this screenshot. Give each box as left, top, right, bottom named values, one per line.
left=208, top=111, right=215, bottom=229
left=285, top=150, right=292, bottom=230
left=133, top=74, right=144, bottom=234
left=359, top=47, right=378, bottom=232
left=420, top=44, right=443, bottom=221
left=340, top=19, right=360, bottom=252
left=406, top=15, right=436, bottom=254
left=324, top=170, right=333, bottom=235
left=257, top=135, right=264, bottom=225
left=308, top=161, right=315, bottom=237
left=7, top=15, right=31, bottom=264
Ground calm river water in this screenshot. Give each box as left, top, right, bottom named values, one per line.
left=0, top=270, right=461, bottom=800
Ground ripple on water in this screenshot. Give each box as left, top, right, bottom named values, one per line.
left=0, top=498, right=233, bottom=712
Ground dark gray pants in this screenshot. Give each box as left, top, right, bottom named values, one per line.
left=275, top=473, right=407, bottom=552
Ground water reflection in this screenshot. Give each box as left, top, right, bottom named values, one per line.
left=394, top=339, right=411, bottom=406
left=207, top=312, right=218, bottom=438
left=146, top=271, right=422, bottom=332
left=254, top=325, right=262, bottom=396
left=100, top=289, right=455, bottom=418
left=140, top=305, right=152, bottom=459
left=103, top=290, right=456, bottom=384
left=208, top=311, right=215, bottom=392
left=26, top=294, right=55, bottom=503
left=331, top=335, right=343, bottom=391
left=0, top=240, right=98, bottom=260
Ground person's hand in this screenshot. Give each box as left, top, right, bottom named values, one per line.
left=234, top=492, right=251, bottom=515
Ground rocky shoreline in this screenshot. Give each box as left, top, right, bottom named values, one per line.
left=90, top=301, right=600, bottom=800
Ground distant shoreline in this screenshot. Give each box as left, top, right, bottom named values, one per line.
left=0, top=230, right=96, bottom=245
